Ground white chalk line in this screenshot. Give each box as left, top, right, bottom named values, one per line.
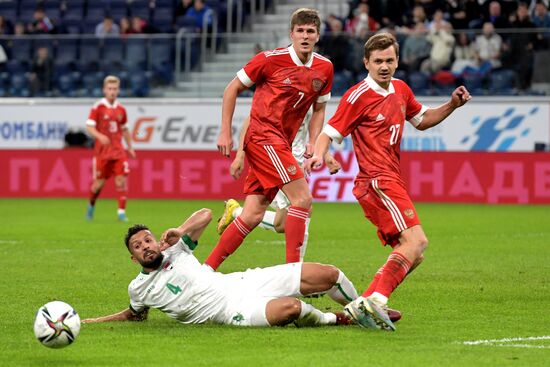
left=463, top=336, right=550, bottom=349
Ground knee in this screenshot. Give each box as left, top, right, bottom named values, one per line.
left=283, top=299, right=302, bottom=321
left=198, top=208, right=213, bottom=224
left=292, top=194, right=312, bottom=209
left=324, top=265, right=340, bottom=286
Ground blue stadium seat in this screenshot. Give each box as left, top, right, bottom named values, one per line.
left=56, top=73, right=77, bottom=97
left=152, top=7, right=174, bottom=32
left=0, top=71, right=8, bottom=97
left=489, top=69, right=517, bottom=96
left=408, top=71, right=431, bottom=96
left=78, top=38, right=101, bottom=68
left=332, top=70, right=353, bottom=96
left=102, top=36, right=124, bottom=63
left=155, top=0, right=175, bottom=6
left=129, top=0, right=151, bottom=21
left=125, top=36, right=148, bottom=71
left=176, top=15, right=198, bottom=31
left=6, top=59, right=29, bottom=73
left=10, top=38, right=33, bottom=62
left=82, top=72, right=104, bottom=97
left=129, top=71, right=150, bottom=97
left=18, top=8, right=36, bottom=23
left=86, top=5, right=108, bottom=23
left=62, top=19, right=83, bottom=34
left=56, top=38, right=79, bottom=66
left=10, top=73, right=30, bottom=97
left=0, top=0, right=17, bottom=20
left=150, top=37, right=173, bottom=84
left=63, top=3, right=85, bottom=22
left=461, top=72, right=485, bottom=95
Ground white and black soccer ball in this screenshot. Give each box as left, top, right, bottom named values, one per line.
left=34, top=301, right=81, bottom=348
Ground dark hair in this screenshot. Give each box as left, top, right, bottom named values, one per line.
left=125, top=224, right=150, bottom=251
left=364, top=32, right=400, bottom=60
left=290, top=8, right=321, bottom=33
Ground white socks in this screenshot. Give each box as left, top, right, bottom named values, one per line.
left=297, top=301, right=336, bottom=326
left=327, top=270, right=359, bottom=306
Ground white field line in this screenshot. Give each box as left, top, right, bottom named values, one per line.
left=463, top=336, right=550, bottom=349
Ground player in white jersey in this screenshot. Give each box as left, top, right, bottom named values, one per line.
left=82, top=208, right=378, bottom=328
left=217, top=109, right=341, bottom=262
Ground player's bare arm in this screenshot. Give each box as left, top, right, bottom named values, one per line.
left=160, top=208, right=212, bottom=249
left=82, top=308, right=149, bottom=324
left=86, top=125, right=110, bottom=145
left=122, top=126, right=136, bottom=158
left=324, top=152, right=341, bottom=175
left=218, top=77, right=248, bottom=157
left=306, top=102, right=326, bottom=158
left=416, top=86, right=471, bottom=131
left=230, top=116, right=250, bottom=179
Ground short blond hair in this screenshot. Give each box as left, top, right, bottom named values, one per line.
left=290, top=8, right=321, bottom=33
left=103, top=75, right=120, bottom=87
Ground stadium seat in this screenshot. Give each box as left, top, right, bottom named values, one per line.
left=394, top=69, right=408, bottom=83
left=152, top=7, right=174, bottom=33
left=408, top=71, right=431, bottom=96
left=125, top=36, right=148, bottom=71
left=176, top=15, right=198, bottom=32
left=82, top=72, right=104, bottom=98
left=63, top=3, right=85, bottom=22
left=461, top=72, right=485, bottom=95
left=6, top=59, right=29, bottom=73
left=62, top=19, right=83, bottom=34
left=10, top=73, right=30, bottom=97
left=129, top=71, right=150, bottom=97
left=9, top=38, right=33, bottom=62
left=489, top=69, right=517, bottom=95
left=78, top=38, right=101, bottom=70
left=129, top=0, right=151, bottom=22
left=155, top=0, right=175, bottom=6
left=0, top=0, right=17, bottom=20
left=150, top=37, right=174, bottom=84
left=102, top=36, right=124, bottom=63
left=56, top=38, right=79, bottom=66
left=332, top=70, right=353, bottom=97
left=56, top=73, right=77, bottom=97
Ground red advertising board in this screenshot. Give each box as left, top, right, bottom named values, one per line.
left=1, top=150, right=550, bottom=204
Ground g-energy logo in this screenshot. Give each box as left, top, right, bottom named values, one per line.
left=131, top=116, right=236, bottom=147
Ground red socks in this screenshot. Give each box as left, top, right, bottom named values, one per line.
left=204, top=217, right=251, bottom=270
left=362, top=251, right=412, bottom=298
left=116, top=189, right=127, bottom=211
left=285, top=206, right=309, bottom=263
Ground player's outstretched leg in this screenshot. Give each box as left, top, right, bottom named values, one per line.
left=344, top=297, right=396, bottom=331
left=217, top=199, right=241, bottom=234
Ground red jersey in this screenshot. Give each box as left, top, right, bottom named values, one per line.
left=325, top=75, right=427, bottom=184
left=86, top=98, right=128, bottom=160
left=237, top=46, right=333, bottom=147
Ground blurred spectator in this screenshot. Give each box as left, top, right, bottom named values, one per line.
left=324, top=14, right=345, bottom=33
left=445, top=0, right=470, bottom=30
left=318, top=16, right=349, bottom=72
left=0, top=15, right=13, bottom=35
left=29, top=8, right=56, bottom=34
left=532, top=1, right=550, bottom=49
left=428, top=9, right=451, bottom=31
left=475, top=22, right=503, bottom=68
left=96, top=16, right=120, bottom=37
left=175, top=0, right=193, bottom=18
left=345, top=2, right=379, bottom=37
left=464, top=0, right=484, bottom=29
left=185, top=0, right=213, bottom=32
left=14, top=22, right=26, bottom=35
left=131, top=16, right=156, bottom=33
left=451, top=32, right=477, bottom=74
left=29, top=46, right=53, bottom=96
left=508, top=2, right=536, bottom=90
left=120, top=17, right=134, bottom=36
left=483, top=1, right=511, bottom=28
left=421, top=22, right=455, bottom=73
left=366, top=0, right=410, bottom=27
left=407, top=5, right=429, bottom=28
left=400, top=22, right=432, bottom=72
left=0, top=43, right=7, bottom=66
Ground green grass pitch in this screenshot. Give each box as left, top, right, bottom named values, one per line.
left=1, top=198, right=549, bottom=366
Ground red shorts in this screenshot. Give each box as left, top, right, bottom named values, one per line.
left=93, top=156, right=129, bottom=180
left=243, top=142, right=304, bottom=201
left=353, top=179, right=421, bottom=247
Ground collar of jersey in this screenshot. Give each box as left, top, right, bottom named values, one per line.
left=100, top=97, right=119, bottom=109
left=365, top=75, right=395, bottom=97
left=288, top=46, right=313, bottom=67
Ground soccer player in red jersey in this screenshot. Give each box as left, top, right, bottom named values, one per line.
left=306, top=33, right=471, bottom=330
left=85, top=75, right=136, bottom=222
left=205, top=8, right=334, bottom=270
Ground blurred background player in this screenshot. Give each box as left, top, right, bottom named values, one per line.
left=218, top=108, right=341, bottom=262
left=82, top=209, right=361, bottom=328
left=306, top=33, right=471, bottom=330
left=205, top=8, right=334, bottom=270
left=85, top=76, right=136, bottom=222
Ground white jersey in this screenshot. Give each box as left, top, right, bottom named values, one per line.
left=129, top=239, right=230, bottom=324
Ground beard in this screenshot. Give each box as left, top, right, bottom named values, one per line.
left=140, top=252, right=164, bottom=269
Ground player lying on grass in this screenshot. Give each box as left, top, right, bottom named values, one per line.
left=82, top=208, right=386, bottom=328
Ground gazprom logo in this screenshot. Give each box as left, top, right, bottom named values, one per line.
left=461, top=107, right=537, bottom=151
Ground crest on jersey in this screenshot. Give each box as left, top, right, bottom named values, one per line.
left=163, top=261, right=173, bottom=271
left=283, top=77, right=292, bottom=85
left=312, top=78, right=323, bottom=92
left=287, top=165, right=297, bottom=175
left=403, top=208, right=415, bottom=219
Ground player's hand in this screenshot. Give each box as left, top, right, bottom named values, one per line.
left=450, top=86, right=471, bottom=108
left=304, top=143, right=314, bottom=159
left=325, top=153, right=341, bottom=175
left=304, top=155, right=323, bottom=175
left=217, top=132, right=233, bottom=157
left=98, top=135, right=110, bottom=145
left=160, top=228, right=182, bottom=250
left=127, top=148, right=136, bottom=159
left=230, top=152, right=245, bottom=179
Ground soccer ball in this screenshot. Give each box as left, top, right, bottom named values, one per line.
left=33, top=301, right=81, bottom=348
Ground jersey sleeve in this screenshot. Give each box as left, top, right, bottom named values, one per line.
left=317, top=63, right=334, bottom=103
left=86, top=106, right=98, bottom=127
left=323, top=87, right=368, bottom=143
left=236, top=52, right=267, bottom=87
left=128, top=283, right=148, bottom=314
left=120, top=106, right=128, bottom=129
left=403, top=83, right=428, bottom=127
left=164, top=239, right=188, bottom=255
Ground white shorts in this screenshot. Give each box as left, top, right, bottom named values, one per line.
left=216, top=262, right=303, bottom=327
left=270, top=190, right=291, bottom=210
